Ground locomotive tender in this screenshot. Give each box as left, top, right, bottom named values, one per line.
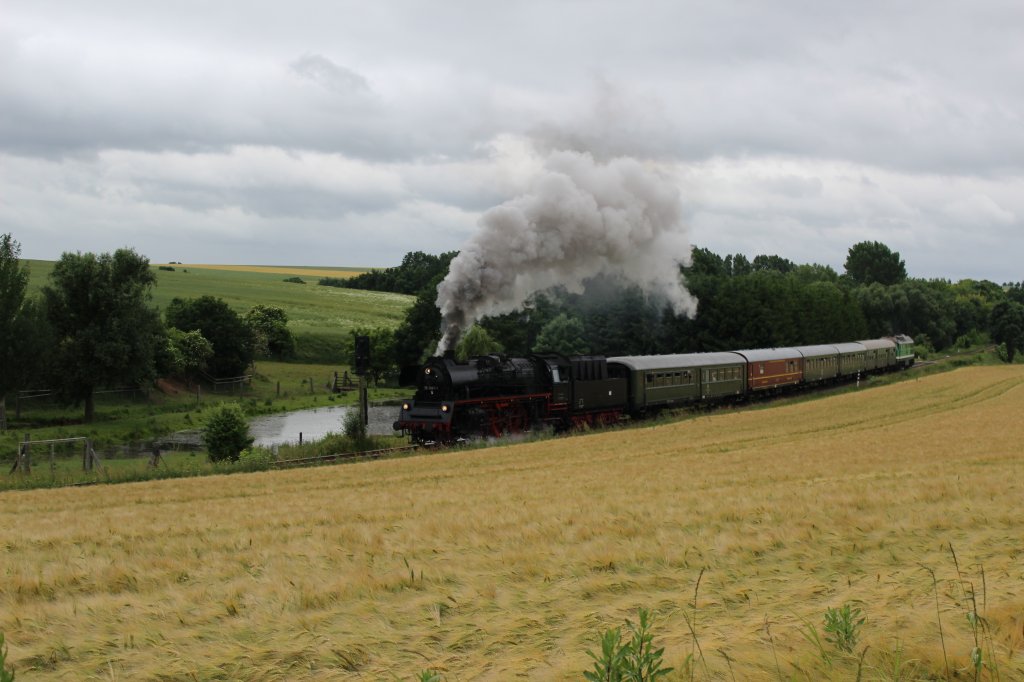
left=394, top=335, right=915, bottom=443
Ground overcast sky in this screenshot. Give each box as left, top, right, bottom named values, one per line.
left=2, top=1, right=1022, bottom=282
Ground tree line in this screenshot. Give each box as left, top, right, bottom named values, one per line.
left=342, top=240, right=1024, bottom=379
left=0, top=234, right=296, bottom=422
left=4, top=232, right=1022, bottom=420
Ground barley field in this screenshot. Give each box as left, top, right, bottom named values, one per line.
left=2, top=366, right=1023, bottom=680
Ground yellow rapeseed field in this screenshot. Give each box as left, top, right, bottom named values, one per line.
left=2, top=366, right=1023, bottom=680
left=156, top=264, right=365, bottom=278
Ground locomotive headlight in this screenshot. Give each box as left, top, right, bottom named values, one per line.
left=425, top=368, right=432, bottom=375
left=441, top=404, right=449, bottom=412
left=402, top=402, right=410, bottom=411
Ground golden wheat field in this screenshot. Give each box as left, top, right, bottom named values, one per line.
left=156, top=264, right=365, bottom=278
left=2, top=366, right=1023, bottom=680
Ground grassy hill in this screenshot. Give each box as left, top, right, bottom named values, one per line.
left=24, top=260, right=414, bottom=362
left=3, top=365, right=1022, bottom=679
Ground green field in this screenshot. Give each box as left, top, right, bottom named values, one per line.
left=24, top=260, right=414, bottom=363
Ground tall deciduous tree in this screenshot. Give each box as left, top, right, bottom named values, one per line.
left=166, top=328, right=214, bottom=388
left=245, top=304, right=295, bottom=360
left=533, top=313, right=588, bottom=355
left=455, top=325, right=503, bottom=360
left=990, top=301, right=1024, bottom=363
left=166, top=296, right=255, bottom=377
left=844, top=241, right=908, bottom=286
left=42, top=248, right=163, bottom=422
left=0, top=234, right=30, bottom=427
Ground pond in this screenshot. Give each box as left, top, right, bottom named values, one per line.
left=248, top=404, right=400, bottom=447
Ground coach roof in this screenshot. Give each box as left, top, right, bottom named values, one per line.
left=859, top=338, right=896, bottom=350
left=793, top=344, right=841, bottom=358
left=608, top=352, right=746, bottom=371
left=733, top=348, right=801, bottom=362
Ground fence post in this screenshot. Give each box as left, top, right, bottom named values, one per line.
left=309, top=378, right=314, bottom=394
left=50, top=442, right=56, bottom=477
left=22, top=432, right=31, bottom=474
left=276, top=381, right=280, bottom=397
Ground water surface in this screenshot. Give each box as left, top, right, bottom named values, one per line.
left=248, top=404, right=399, bottom=447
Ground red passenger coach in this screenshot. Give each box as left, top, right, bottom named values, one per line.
left=734, top=348, right=804, bottom=392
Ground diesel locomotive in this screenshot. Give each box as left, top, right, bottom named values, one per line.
left=394, top=335, right=915, bottom=443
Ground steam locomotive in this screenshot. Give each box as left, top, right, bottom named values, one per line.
left=394, top=335, right=915, bottom=443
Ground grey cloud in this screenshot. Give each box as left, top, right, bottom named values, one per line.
left=4, top=0, right=1024, bottom=280
left=290, top=54, right=371, bottom=96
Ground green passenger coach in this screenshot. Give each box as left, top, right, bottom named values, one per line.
left=608, top=352, right=746, bottom=413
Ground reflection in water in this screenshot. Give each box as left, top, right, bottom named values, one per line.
left=249, top=405, right=398, bottom=447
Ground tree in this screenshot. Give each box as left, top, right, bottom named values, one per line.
left=203, top=402, right=253, bottom=462
left=42, top=249, right=163, bottom=422
left=534, top=313, right=588, bottom=355
left=165, top=328, right=214, bottom=388
left=166, top=296, right=255, bottom=377
left=844, top=241, right=907, bottom=286
left=752, top=254, right=795, bottom=274
left=245, top=305, right=295, bottom=360
left=328, top=250, right=458, bottom=295
left=456, top=325, right=504, bottom=360
left=990, top=301, right=1024, bottom=362
left=0, top=234, right=30, bottom=426
left=393, top=282, right=445, bottom=366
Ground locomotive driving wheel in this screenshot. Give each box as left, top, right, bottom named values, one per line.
left=506, top=404, right=528, bottom=434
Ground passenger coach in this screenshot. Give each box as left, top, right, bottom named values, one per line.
left=607, top=352, right=746, bottom=414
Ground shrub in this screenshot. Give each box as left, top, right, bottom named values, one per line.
left=202, top=403, right=254, bottom=463
left=283, top=276, right=305, bottom=284
left=158, top=265, right=175, bottom=271
left=584, top=608, right=672, bottom=682
left=824, top=603, right=864, bottom=654
left=343, top=407, right=368, bottom=444
left=238, top=447, right=275, bottom=471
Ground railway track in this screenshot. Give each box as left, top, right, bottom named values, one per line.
left=271, top=444, right=420, bottom=469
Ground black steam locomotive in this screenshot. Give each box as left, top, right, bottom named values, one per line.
left=394, top=336, right=915, bottom=443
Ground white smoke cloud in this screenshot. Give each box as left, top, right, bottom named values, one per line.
left=435, top=148, right=698, bottom=353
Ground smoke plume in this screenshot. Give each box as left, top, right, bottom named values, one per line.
left=435, top=149, right=698, bottom=354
